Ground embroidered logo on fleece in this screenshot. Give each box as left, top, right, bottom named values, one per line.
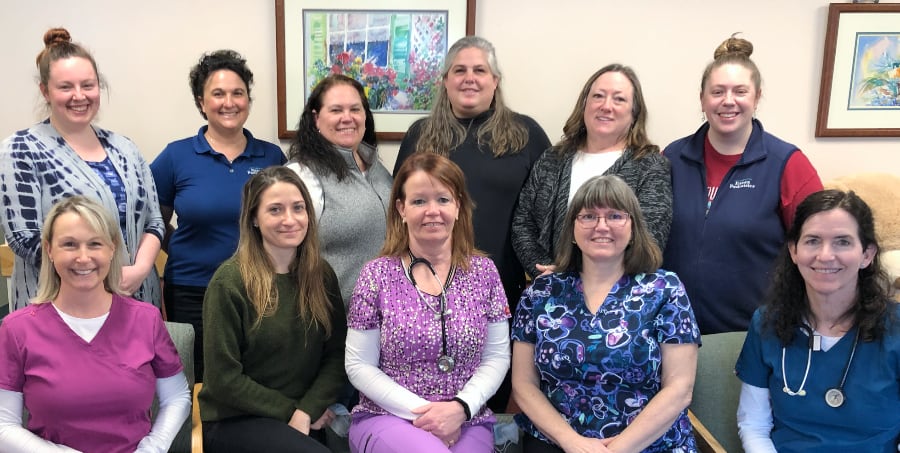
left=248, top=167, right=263, bottom=175
left=729, top=178, right=756, bottom=190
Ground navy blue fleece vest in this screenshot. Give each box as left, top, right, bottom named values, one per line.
left=663, top=120, right=796, bottom=334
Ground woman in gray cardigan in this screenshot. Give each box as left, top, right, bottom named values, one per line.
left=512, top=64, right=672, bottom=278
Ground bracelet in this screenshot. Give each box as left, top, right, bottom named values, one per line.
left=451, top=397, right=471, bottom=421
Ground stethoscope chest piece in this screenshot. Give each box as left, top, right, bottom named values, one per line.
left=407, top=251, right=457, bottom=374
left=438, top=355, right=456, bottom=373
left=825, top=388, right=845, bottom=408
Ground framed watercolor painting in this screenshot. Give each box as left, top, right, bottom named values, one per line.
left=276, top=0, right=476, bottom=140
left=816, top=3, right=900, bottom=137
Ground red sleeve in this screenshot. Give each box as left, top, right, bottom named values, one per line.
left=780, top=151, right=823, bottom=230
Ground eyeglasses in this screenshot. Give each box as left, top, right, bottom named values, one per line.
left=575, top=211, right=630, bottom=228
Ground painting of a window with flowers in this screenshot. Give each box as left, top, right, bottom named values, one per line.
left=304, top=10, right=449, bottom=112
left=848, top=33, right=900, bottom=109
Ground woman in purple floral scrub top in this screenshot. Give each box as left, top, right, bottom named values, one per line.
left=345, top=153, right=511, bottom=452
left=511, top=175, right=701, bottom=453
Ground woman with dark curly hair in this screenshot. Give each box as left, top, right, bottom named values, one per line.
left=151, top=49, right=285, bottom=381
left=735, top=189, right=900, bottom=452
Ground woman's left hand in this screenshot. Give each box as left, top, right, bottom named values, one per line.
left=411, top=401, right=466, bottom=438
left=310, top=408, right=335, bottom=430
left=120, top=265, right=147, bottom=295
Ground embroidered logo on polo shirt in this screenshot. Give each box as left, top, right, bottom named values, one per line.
left=729, top=178, right=756, bottom=190
left=248, top=167, right=263, bottom=175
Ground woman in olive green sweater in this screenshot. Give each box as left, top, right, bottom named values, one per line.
left=199, top=167, right=346, bottom=453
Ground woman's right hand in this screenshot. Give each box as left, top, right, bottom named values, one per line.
left=536, top=263, right=556, bottom=276
left=288, top=409, right=311, bottom=435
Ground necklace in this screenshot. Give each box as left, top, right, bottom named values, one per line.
left=782, top=325, right=860, bottom=408
left=405, top=251, right=456, bottom=372
left=204, top=131, right=246, bottom=160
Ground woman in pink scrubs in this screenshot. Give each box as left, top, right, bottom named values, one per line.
left=0, top=196, right=191, bottom=453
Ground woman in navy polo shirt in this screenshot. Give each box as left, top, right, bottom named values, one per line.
left=151, top=49, right=285, bottom=381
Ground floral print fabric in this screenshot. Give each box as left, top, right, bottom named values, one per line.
left=348, top=255, right=509, bottom=424
left=511, top=270, right=700, bottom=452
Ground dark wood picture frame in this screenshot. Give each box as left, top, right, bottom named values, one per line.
left=816, top=3, right=900, bottom=137
left=275, top=0, right=476, bottom=141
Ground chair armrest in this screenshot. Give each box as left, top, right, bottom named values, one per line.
left=0, top=244, right=13, bottom=278
left=689, top=409, right=728, bottom=453
left=192, top=383, right=203, bottom=453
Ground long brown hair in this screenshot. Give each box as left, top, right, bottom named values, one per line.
left=236, top=167, right=334, bottom=334
left=380, top=153, right=480, bottom=270
left=555, top=64, right=658, bottom=159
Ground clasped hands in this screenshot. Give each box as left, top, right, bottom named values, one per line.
left=558, top=433, right=619, bottom=453
left=288, top=408, right=335, bottom=435
left=412, top=401, right=467, bottom=448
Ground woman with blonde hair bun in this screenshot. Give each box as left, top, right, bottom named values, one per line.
left=663, top=34, right=823, bottom=334
left=0, top=27, right=165, bottom=310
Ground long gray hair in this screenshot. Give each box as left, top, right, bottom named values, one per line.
left=413, top=36, right=528, bottom=157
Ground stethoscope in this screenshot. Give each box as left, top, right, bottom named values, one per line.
left=782, top=323, right=859, bottom=408
left=405, top=251, right=456, bottom=373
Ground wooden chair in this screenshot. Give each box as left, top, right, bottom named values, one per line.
left=690, top=410, right=728, bottom=453
left=1, top=244, right=14, bottom=313
left=192, top=383, right=204, bottom=453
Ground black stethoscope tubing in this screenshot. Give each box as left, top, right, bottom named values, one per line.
left=406, top=252, right=452, bottom=371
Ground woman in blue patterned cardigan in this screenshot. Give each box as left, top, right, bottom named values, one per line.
left=0, top=27, right=164, bottom=310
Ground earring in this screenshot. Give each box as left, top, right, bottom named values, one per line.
left=253, top=222, right=259, bottom=228
left=401, top=218, right=406, bottom=224
left=700, top=110, right=707, bottom=123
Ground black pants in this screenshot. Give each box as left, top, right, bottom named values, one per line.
left=164, top=282, right=206, bottom=382
left=523, top=433, right=565, bottom=453
left=203, top=416, right=329, bottom=453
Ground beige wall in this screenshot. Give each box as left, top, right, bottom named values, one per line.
left=2, top=1, right=898, bottom=180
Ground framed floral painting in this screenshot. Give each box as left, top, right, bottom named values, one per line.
left=816, top=3, right=900, bottom=137
left=276, top=0, right=476, bottom=140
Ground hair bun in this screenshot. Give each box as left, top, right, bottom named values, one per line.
left=43, top=27, right=72, bottom=48
left=714, top=34, right=753, bottom=60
